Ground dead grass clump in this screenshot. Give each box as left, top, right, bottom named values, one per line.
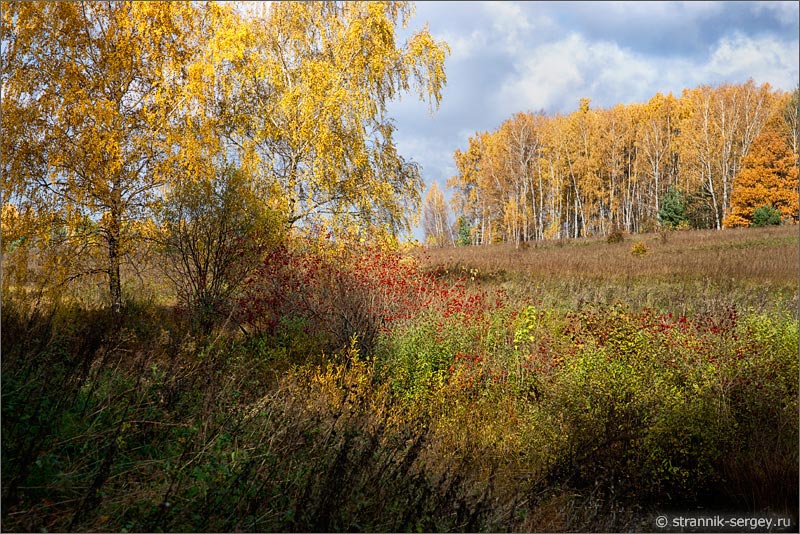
left=607, top=228, right=625, bottom=244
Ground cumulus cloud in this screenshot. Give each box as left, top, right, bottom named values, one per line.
left=494, top=34, right=661, bottom=114
left=491, top=26, right=798, bottom=115
left=483, top=1, right=532, bottom=55
left=704, top=33, right=800, bottom=89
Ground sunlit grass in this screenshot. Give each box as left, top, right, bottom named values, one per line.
left=418, top=225, right=799, bottom=314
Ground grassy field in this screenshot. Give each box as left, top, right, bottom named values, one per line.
left=421, top=225, right=799, bottom=314
left=2, top=225, right=798, bottom=532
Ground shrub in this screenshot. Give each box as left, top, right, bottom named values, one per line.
left=606, top=227, right=625, bottom=244
left=630, top=241, right=648, bottom=256
left=238, top=236, right=495, bottom=356
left=378, top=313, right=473, bottom=399
left=156, top=165, right=284, bottom=332
left=752, top=204, right=781, bottom=227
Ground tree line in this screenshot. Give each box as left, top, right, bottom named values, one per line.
left=424, top=81, right=799, bottom=247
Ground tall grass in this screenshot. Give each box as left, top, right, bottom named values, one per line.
left=2, top=227, right=798, bottom=532
left=420, top=225, right=799, bottom=315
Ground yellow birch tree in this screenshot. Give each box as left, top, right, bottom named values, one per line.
left=1, top=1, right=226, bottom=312
left=221, top=1, right=449, bottom=239
left=422, top=182, right=451, bottom=247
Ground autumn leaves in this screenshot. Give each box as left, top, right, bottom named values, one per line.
left=435, top=82, right=798, bottom=247
left=1, top=1, right=449, bottom=310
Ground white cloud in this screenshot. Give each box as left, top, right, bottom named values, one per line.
left=440, top=29, right=488, bottom=61
left=484, top=1, right=530, bottom=33
left=492, top=29, right=799, bottom=117
left=483, top=1, right=531, bottom=55
left=494, top=33, right=661, bottom=114
left=704, top=33, right=800, bottom=89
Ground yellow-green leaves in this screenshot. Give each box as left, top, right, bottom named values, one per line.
left=2, top=1, right=224, bottom=309
left=224, top=1, right=448, bottom=239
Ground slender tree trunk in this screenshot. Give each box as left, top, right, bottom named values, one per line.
left=108, top=183, right=123, bottom=314
left=537, top=162, right=545, bottom=240
left=708, top=175, right=722, bottom=230
left=108, top=226, right=122, bottom=314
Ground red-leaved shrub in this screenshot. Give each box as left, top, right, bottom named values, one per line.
left=237, top=237, right=497, bottom=355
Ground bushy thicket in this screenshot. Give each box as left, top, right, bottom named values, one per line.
left=2, top=240, right=798, bottom=532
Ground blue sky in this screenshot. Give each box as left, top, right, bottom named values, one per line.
left=385, top=1, right=800, bottom=241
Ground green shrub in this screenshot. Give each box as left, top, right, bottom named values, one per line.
left=377, top=312, right=479, bottom=399
left=752, top=204, right=781, bottom=227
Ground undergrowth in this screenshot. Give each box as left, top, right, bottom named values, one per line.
left=2, top=233, right=798, bottom=532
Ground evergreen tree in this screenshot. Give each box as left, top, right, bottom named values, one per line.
left=455, top=216, right=472, bottom=246
left=752, top=205, right=781, bottom=227
left=658, top=186, right=688, bottom=228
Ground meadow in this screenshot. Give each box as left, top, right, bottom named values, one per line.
left=2, top=225, right=798, bottom=532
left=422, top=225, right=798, bottom=314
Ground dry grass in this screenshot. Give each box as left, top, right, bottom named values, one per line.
left=420, top=226, right=798, bottom=283
left=417, top=225, right=799, bottom=314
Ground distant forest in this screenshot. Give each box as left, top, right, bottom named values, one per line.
left=423, top=80, right=799, bottom=246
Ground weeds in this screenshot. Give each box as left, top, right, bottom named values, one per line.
left=2, top=227, right=798, bottom=532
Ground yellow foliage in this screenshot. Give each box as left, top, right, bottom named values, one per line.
left=1, top=204, right=21, bottom=248
left=4, top=0, right=445, bottom=305
left=2, top=2, right=233, bottom=308
left=726, top=111, right=799, bottom=226
left=226, top=1, right=448, bottom=239
left=447, top=80, right=786, bottom=241
left=630, top=241, right=648, bottom=256
left=422, top=182, right=451, bottom=247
